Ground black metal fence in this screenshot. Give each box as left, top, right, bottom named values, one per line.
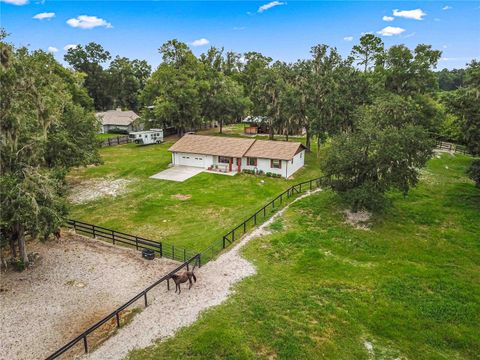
left=199, top=177, right=322, bottom=264
left=66, top=220, right=198, bottom=263
left=49, top=177, right=321, bottom=358
left=100, top=135, right=130, bottom=147
left=45, top=254, right=200, bottom=360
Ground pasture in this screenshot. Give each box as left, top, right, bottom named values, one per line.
left=68, top=129, right=322, bottom=252
left=127, top=153, right=480, bottom=360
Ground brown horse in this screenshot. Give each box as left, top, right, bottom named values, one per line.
left=170, top=269, right=197, bottom=294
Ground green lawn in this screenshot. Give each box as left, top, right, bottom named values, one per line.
left=68, top=131, right=321, bottom=252
left=96, top=133, right=126, bottom=140
left=127, top=153, right=480, bottom=360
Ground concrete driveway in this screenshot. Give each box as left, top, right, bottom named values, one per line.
left=150, top=166, right=204, bottom=182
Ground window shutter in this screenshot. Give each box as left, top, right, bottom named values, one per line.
left=254, top=158, right=257, bottom=166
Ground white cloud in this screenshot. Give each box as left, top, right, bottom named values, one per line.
left=443, top=45, right=448, bottom=49
left=191, top=38, right=209, bottom=47
left=442, top=6, right=452, bottom=10
left=377, top=26, right=406, bottom=36
left=258, top=1, right=285, bottom=13
left=0, top=0, right=29, bottom=5
left=343, top=36, right=353, bottom=41
left=66, top=15, right=112, bottom=29
left=403, top=32, right=416, bottom=39
left=233, top=26, right=245, bottom=31
left=383, top=16, right=394, bottom=22
left=393, top=9, right=426, bottom=20
left=33, top=12, right=55, bottom=20
left=47, top=46, right=58, bottom=53
left=63, top=44, right=78, bottom=51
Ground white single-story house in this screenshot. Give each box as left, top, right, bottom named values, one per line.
left=168, top=134, right=306, bottom=178
left=96, top=109, right=143, bottom=134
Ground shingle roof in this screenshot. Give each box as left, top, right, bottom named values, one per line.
left=96, top=110, right=140, bottom=126
left=244, top=139, right=306, bottom=160
left=169, top=134, right=305, bottom=160
left=168, top=135, right=256, bottom=158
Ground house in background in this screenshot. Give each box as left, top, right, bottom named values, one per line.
left=168, top=134, right=306, bottom=178
left=242, top=116, right=269, bottom=135
left=96, top=109, right=143, bottom=134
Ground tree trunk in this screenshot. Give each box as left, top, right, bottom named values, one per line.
left=305, top=128, right=311, bottom=152
left=9, top=233, right=17, bottom=259
left=15, top=224, right=28, bottom=265
left=317, top=136, right=321, bottom=155
left=219, top=119, right=223, bottom=134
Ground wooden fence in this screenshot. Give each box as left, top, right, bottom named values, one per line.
left=66, top=220, right=198, bottom=263
left=100, top=135, right=130, bottom=147
left=435, top=140, right=469, bottom=155
left=45, top=254, right=200, bottom=360
left=48, top=177, right=322, bottom=358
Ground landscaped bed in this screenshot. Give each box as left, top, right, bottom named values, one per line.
left=67, top=130, right=322, bottom=252
left=0, top=233, right=179, bottom=360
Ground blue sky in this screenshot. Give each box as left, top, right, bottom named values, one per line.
left=1, top=1, right=479, bottom=70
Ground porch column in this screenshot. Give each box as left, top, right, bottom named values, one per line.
left=229, top=158, right=232, bottom=172
left=237, top=158, right=241, bottom=172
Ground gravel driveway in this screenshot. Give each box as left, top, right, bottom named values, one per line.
left=0, top=234, right=178, bottom=360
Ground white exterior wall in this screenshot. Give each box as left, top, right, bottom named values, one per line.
left=171, top=152, right=213, bottom=168
left=285, top=150, right=305, bottom=178
left=242, top=157, right=285, bottom=177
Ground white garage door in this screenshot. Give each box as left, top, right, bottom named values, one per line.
left=177, top=154, right=205, bottom=167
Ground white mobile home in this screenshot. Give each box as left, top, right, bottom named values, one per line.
left=129, top=129, right=164, bottom=145
left=168, top=135, right=306, bottom=178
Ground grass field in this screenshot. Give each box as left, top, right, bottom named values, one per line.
left=68, top=128, right=320, bottom=252
left=127, top=153, right=480, bottom=360
left=96, top=133, right=127, bottom=140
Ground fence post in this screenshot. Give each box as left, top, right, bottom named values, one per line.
left=135, top=236, right=138, bottom=250
left=198, top=254, right=202, bottom=268
left=222, top=236, right=226, bottom=249
left=232, top=230, right=235, bottom=242
left=183, top=248, right=186, bottom=262
left=254, top=213, right=257, bottom=226
left=83, top=335, right=88, bottom=353
left=144, top=292, right=148, bottom=307
left=92, top=225, right=96, bottom=238
left=159, top=242, right=163, bottom=257
left=263, top=206, right=266, bottom=217
left=280, top=193, right=283, bottom=204
left=167, top=278, right=170, bottom=290
left=117, top=136, right=120, bottom=145
left=108, top=138, right=111, bottom=146
left=112, top=230, right=115, bottom=245
left=172, top=245, right=175, bottom=260
left=116, top=312, right=120, bottom=328
left=243, top=221, right=246, bottom=233
left=310, top=180, right=312, bottom=190
left=73, top=220, right=77, bottom=233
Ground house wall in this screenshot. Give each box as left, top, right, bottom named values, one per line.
left=242, top=157, right=286, bottom=177
left=285, top=150, right=305, bottom=178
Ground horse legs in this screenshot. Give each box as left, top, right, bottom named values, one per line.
left=188, top=276, right=193, bottom=289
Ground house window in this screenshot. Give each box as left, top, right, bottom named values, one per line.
left=271, top=159, right=282, bottom=169
left=247, top=157, right=257, bottom=166
left=218, top=156, right=230, bottom=164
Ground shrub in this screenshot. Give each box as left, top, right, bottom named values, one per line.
left=467, top=159, right=480, bottom=187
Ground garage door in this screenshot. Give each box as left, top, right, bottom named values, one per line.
left=177, top=154, right=204, bottom=167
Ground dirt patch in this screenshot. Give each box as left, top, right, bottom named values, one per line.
left=68, top=178, right=132, bottom=204
left=171, top=194, right=192, bottom=201
left=85, top=189, right=322, bottom=360
left=344, top=209, right=371, bottom=230
left=0, top=233, right=179, bottom=360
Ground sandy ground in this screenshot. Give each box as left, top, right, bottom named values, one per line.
left=0, top=234, right=178, bottom=360
left=85, top=189, right=322, bottom=360
left=68, top=178, right=132, bottom=204
left=344, top=209, right=372, bottom=230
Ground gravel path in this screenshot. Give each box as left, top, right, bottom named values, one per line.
left=86, top=189, right=322, bottom=360
left=0, top=234, right=178, bottom=360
